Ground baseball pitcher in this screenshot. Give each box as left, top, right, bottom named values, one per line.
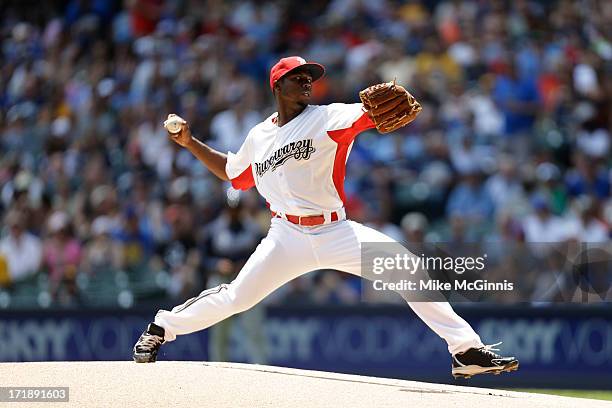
left=133, top=56, right=519, bottom=379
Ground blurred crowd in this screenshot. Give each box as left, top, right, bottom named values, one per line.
left=0, top=0, right=610, bottom=308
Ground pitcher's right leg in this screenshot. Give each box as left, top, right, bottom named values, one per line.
left=133, top=219, right=318, bottom=362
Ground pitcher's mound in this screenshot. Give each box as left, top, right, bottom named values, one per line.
left=1, top=361, right=608, bottom=408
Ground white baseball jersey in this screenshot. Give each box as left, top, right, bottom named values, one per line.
left=225, top=103, right=375, bottom=215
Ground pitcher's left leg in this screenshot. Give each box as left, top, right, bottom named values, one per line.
left=318, top=220, right=484, bottom=354
left=317, top=220, right=519, bottom=378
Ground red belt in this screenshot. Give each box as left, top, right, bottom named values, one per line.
left=271, top=210, right=340, bottom=226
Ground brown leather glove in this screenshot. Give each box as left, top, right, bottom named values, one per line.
left=359, top=81, right=422, bottom=133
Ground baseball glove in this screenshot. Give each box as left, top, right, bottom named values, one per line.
left=359, top=81, right=422, bottom=133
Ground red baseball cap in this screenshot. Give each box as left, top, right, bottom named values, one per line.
left=269, top=56, right=325, bottom=91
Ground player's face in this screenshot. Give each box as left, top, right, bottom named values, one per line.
left=277, top=70, right=313, bottom=105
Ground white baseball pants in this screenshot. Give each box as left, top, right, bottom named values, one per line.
left=155, top=218, right=484, bottom=355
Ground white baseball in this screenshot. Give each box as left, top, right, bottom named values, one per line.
left=164, top=115, right=185, bottom=134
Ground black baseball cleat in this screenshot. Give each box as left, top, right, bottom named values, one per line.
left=133, top=323, right=165, bottom=363
left=452, top=342, right=519, bottom=379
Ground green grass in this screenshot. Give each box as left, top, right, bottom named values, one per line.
left=514, top=389, right=612, bottom=401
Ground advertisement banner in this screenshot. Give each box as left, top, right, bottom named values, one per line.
left=0, top=306, right=610, bottom=389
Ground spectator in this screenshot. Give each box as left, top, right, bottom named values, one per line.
left=42, top=211, right=83, bottom=305
left=113, top=207, right=155, bottom=272
left=564, top=196, right=609, bottom=243
left=446, top=168, right=495, bottom=226
left=400, top=212, right=428, bottom=244
left=576, top=116, right=610, bottom=160
left=209, top=93, right=261, bottom=154
left=204, top=189, right=266, bottom=364
left=151, top=197, right=202, bottom=300
left=522, top=195, right=569, bottom=252
left=492, top=60, right=541, bottom=157
left=484, top=154, right=526, bottom=214
left=449, top=133, right=495, bottom=176
left=82, top=216, right=121, bottom=275
left=565, top=153, right=610, bottom=199
left=0, top=210, right=43, bottom=286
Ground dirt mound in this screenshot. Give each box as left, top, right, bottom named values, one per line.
left=1, top=362, right=608, bottom=407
